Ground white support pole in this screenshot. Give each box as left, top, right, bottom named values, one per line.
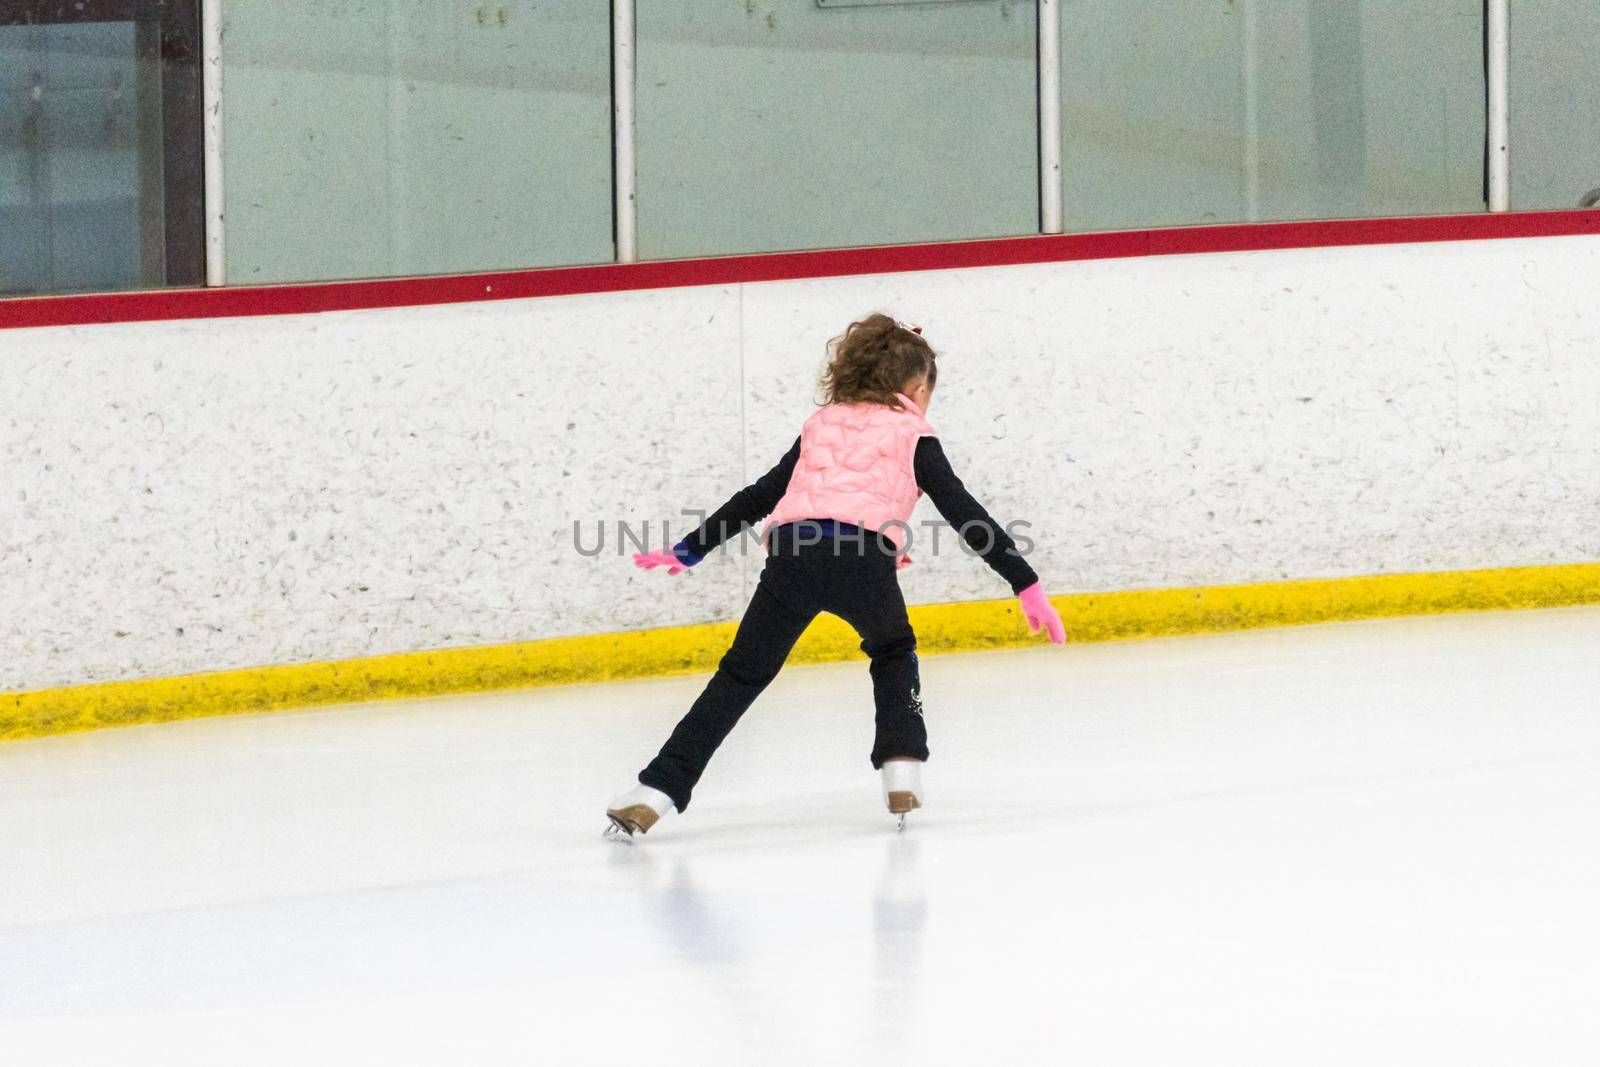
left=1241, top=0, right=1261, bottom=222
left=1486, top=0, right=1510, bottom=212
left=202, top=0, right=225, bottom=285
left=1037, top=0, right=1063, bottom=234
left=386, top=1, right=409, bottom=275
left=613, top=0, right=638, bottom=262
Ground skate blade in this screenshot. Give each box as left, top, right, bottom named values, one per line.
left=602, top=815, right=637, bottom=845
left=896, top=813, right=907, bottom=832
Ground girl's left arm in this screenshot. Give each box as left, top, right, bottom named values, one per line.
left=666, top=436, right=802, bottom=568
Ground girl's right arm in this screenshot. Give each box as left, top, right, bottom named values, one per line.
left=912, top=437, right=1038, bottom=593
left=913, top=437, right=1065, bottom=644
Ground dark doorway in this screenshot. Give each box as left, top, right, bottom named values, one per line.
left=1, top=0, right=203, bottom=295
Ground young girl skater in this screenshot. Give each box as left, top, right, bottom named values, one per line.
left=605, top=313, right=1065, bottom=839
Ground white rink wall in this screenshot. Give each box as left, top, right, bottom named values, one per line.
left=4, top=234, right=1599, bottom=691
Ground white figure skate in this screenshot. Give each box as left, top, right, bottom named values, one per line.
left=603, top=784, right=676, bottom=844
left=881, top=759, right=924, bottom=831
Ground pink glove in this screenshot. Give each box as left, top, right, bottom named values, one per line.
left=633, top=549, right=690, bottom=576
left=1018, top=581, right=1066, bottom=645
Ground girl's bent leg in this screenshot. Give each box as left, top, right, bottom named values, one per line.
left=831, top=574, right=929, bottom=769
left=862, top=627, right=928, bottom=769
left=638, top=580, right=815, bottom=812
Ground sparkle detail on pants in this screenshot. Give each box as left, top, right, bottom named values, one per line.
left=908, top=689, right=925, bottom=718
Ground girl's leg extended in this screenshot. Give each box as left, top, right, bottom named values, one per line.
left=638, top=575, right=816, bottom=812
left=827, top=566, right=928, bottom=769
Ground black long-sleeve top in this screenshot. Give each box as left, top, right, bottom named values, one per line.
left=673, top=436, right=1038, bottom=594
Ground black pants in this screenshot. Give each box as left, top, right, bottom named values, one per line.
left=639, top=524, right=927, bottom=812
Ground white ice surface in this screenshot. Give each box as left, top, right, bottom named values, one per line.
left=3, top=608, right=1600, bottom=1066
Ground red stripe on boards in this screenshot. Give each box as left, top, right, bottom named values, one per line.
left=3, top=210, right=1598, bottom=332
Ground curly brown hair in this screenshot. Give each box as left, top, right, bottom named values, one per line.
left=818, top=313, right=938, bottom=407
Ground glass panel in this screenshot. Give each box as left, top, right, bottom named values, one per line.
left=1, top=3, right=200, bottom=297
left=1509, top=1, right=1600, bottom=210
left=1060, top=0, right=1485, bottom=231
left=222, top=0, right=613, bottom=285
left=0, top=21, right=146, bottom=295
left=636, top=0, right=1039, bottom=260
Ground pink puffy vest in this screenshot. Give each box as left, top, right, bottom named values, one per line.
left=764, top=392, right=935, bottom=550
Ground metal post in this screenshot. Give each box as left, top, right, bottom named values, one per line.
left=613, top=0, right=637, bottom=262
left=387, top=1, right=409, bottom=275
left=1486, top=0, right=1509, bottom=211
left=1241, top=0, right=1261, bottom=222
left=1037, top=0, right=1063, bottom=234
left=202, top=0, right=225, bottom=285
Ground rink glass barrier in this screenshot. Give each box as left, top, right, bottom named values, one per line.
left=1, top=1, right=205, bottom=296
left=218, top=1, right=613, bottom=285
left=5, top=0, right=1600, bottom=297
left=633, top=1, right=1040, bottom=259
left=1058, top=0, right=1485, bottom=230
left=1508, top=0, right=1600, bottom=210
